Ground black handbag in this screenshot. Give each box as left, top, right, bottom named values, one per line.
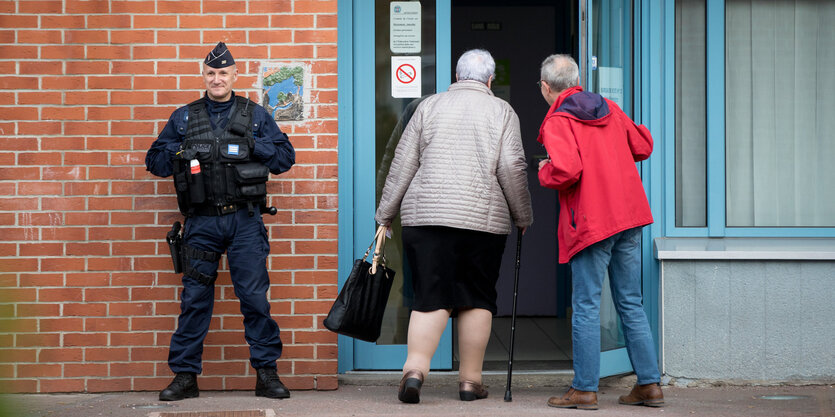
left=323, top=226, right=395, bottom=342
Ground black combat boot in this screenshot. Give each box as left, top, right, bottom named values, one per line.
left=255, top=368, right=291, bottom=399
left=159, top=372, right=199, bottom=401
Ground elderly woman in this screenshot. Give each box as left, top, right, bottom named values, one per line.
left=376, top=49, right=533, bottom=404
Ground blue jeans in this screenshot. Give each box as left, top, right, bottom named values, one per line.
left=569, top=226, right=660, bottom=391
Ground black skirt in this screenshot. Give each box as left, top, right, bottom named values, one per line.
left=402, top=225, right=507, bottom=316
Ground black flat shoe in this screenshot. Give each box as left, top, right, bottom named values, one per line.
left=459, top=380, right=488, bottom=401
left=398, top=369, right=424, bottom=404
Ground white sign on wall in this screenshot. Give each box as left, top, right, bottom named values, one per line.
left=391, top=56, right=421, bottom=98
left=390, top=1, right=421, bottom=53
left=598, top=66, right=623, bottom=108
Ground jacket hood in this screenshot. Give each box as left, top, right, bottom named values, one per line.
left=550, top=86, right=611, bottom=126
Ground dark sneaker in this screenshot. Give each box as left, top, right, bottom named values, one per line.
left=255, top=368, right=291, bottom=399
left=159, top=372, right=199, bottom=401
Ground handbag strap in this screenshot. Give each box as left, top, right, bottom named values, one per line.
left=361, top=227, right=380, bottom=261
left=370, top=225, right=387, bottom=274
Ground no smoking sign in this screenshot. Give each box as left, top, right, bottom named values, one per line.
left=396, top=63, right=416, bottom=84
left=391, top=56, right=421, bottom=98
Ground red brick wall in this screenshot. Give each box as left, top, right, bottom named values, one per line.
left=0, top=0, right=339, bottom=393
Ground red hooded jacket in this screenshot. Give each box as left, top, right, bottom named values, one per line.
left=537, top=86, right=653, bottom=263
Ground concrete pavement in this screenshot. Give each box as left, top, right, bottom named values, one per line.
left=3, top=374, right=832, bottom=417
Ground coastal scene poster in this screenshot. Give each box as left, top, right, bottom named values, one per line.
left=260, top=63, right=309, bottom=121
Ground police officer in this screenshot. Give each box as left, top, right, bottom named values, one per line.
left=145, top=42, right=295, bottom=401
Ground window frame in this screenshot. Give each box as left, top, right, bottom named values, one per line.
left=665, top=0, right=835, bottom=238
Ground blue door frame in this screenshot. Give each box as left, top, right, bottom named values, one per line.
left=337, top=0, right=452, bottom=372
left=585, top=0, right=646, bottom=377
left=337, top=0, right=661, bottom=374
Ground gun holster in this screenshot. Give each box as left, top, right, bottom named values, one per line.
left=166, top=221, right=184, bottom=274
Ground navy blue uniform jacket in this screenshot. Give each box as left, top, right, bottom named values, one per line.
left=145, top=92, right=295, bottom=178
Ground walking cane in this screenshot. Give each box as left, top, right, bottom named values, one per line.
left=504, top=227, right=523, bottom=402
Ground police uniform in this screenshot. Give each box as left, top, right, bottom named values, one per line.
left=145, top=42, right=295, bottom=401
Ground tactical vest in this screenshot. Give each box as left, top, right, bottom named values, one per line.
left=172, top=96, right=270, bottom=216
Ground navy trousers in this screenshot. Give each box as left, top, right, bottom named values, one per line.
left=168, top=209, right=282, bottom=374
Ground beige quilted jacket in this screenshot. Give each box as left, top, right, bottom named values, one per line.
left=375, top=80, right=533, bottom=235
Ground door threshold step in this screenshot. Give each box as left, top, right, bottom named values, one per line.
left=339, top=371, right=636, bottom=388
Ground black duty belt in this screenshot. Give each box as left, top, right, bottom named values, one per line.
left=191, top=203, right=246, bottom=216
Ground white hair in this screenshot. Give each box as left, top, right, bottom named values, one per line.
left=455, top=49, right=495, bottom=84
left=540, top=54, right=579, bottom=92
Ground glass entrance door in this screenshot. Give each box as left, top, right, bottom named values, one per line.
left=583, top=0, right=637, bottom=377
left=348, top=0, right=453, bottom=371
left=341, top=0, right=643, bottom=375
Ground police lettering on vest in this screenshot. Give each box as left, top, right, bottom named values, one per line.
left=172, top=96, right=270, bottom=217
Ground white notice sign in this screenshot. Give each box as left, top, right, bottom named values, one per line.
left=390, top=2, right=421, bottom=54
left=598, top=67, right=623, bottom=108
left=391, top=56, right=421, bottom=98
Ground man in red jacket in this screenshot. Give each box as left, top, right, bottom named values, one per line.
left=536, top=54, right=663, bottom=410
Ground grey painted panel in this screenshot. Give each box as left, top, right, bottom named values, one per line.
left=692, top=262, right=731, bottom=377
left=763, top=262, right=804, bottom=379
left=797, top=262, right=835, bottom=378
left=662, top=260, right=835, bottom=381
left=727, top=261, right=766, bottom=379
left=662, top=262, right=693, bottom=374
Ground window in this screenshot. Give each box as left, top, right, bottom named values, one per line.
left=725, top=0, right=835, bottom=227
left=674, top=0, right=835, bottom=232
left=674, top=0, right=707, bottom=227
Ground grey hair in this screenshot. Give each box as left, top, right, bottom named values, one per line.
left=540, top=54, right=579, bottom=92
left=455, top=49, right=495, bottom=84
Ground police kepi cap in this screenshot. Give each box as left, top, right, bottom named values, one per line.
left=204, top=42, right=235, bottom=68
